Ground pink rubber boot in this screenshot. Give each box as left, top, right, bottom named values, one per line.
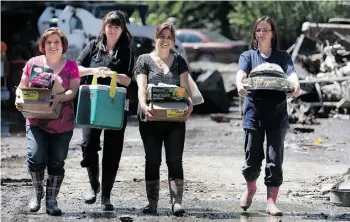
left=240, top=180, right=257, bottom=211
left=266, top=186, right=283, bottom=216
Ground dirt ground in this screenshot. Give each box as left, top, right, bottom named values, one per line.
left=1, top=112, right=350, bottom=222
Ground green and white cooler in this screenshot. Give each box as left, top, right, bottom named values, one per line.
left=75, top=73, right=126, bottom=130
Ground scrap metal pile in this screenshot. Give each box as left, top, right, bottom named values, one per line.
left=288, top=20, right=350, bottom=124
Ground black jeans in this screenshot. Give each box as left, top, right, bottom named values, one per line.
left=242, top=128, right=287, bottom=187
left=139, top=120, right=186, bottom=181
left=80, top=113, right=128, bottom=173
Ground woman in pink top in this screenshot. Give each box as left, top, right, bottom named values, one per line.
left=15, top=27, right=80, bottom=216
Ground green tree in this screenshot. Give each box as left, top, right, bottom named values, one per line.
left=138, top=1, right=349, bottom=49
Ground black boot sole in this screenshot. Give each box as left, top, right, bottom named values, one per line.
left=142, top=206, right=157, bottom=215
left=102, top=204, right=114, bottom=211
left=173, top=209, right=185, bottom=217
left=46, top=209, right=62, bottom=216
left=29, top=207, right=41, bottom=212
left=84, top=186, right=100, bottom=204
left=172, top=205, right=185, bottom=217
left=84, top=196, right=97, bottom=204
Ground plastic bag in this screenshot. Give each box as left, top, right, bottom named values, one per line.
left=188, top=75, right=204, bottom=105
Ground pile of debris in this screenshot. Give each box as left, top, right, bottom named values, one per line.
left=191, top=19, right=350, bottom=123
left=288, top=19, right=350, bottom=123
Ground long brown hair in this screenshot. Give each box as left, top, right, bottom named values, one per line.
left=155, top=21, right=176, bottom=43
left=98, top=10, right=132, bottom=47
left=250, top=16, right=278, bottom=50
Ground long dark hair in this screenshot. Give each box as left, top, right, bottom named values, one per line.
left=98, top=10, right=132, bottom=47
left=250, top=16, right=278, bottom=50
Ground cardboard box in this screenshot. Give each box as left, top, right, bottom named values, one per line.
left=147, top=85, right=188, bottom=102
left=15, top=87, right=62, bottom=119
left=149, top=101, right=188, bottom=121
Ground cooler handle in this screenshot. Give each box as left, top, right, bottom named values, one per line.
left=91, top=71, right=118, bottom=98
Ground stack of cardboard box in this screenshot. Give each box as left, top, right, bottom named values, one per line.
left=15, top=64, right=65, bottom=119
left=146, top=84, right=189, bottom=121
left=16, top=86, right=62, bottom=119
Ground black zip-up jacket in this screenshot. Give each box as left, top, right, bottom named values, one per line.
left=76, top=39, right=135, bottom=99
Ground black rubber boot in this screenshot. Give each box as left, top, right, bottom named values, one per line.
left=142, top=180, right=159, bottom=215
left=101, top=171, right=117, bottom=211
left=83, top=163, right=100, bottom=204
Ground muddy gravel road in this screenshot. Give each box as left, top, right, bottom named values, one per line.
left=1, top=112, right=350, bottom=222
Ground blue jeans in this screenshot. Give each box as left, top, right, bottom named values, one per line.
left=26, top=126, right=73, bottom=175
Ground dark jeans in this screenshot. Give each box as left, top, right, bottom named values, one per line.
left=242, top=128, right=287, bottom=187
left=26, top=126, right=73, bottom=175
left=139, top=120, right=186, bottom=181
left=80, top=114, right=127, bottom=173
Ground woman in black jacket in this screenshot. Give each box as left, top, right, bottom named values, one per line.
left=76, top=10, right=134, bottom=211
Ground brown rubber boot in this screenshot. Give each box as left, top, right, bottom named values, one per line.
left=28, top=170, right=45, bottom=212
left=266, top=186, right=283, bottom=216
left=168, top=179, right=185, bottom=217
left=142, top=180, right=160, bottom=215
left=240, top=180, right=257, bottom=211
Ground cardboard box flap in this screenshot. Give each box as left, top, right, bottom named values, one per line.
left=16, top=87, right=53, bottom=103
left=150, top=102, right=188, bottom=110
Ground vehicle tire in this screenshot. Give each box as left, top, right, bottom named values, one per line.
left=198, top=53, right=214, bottom=62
